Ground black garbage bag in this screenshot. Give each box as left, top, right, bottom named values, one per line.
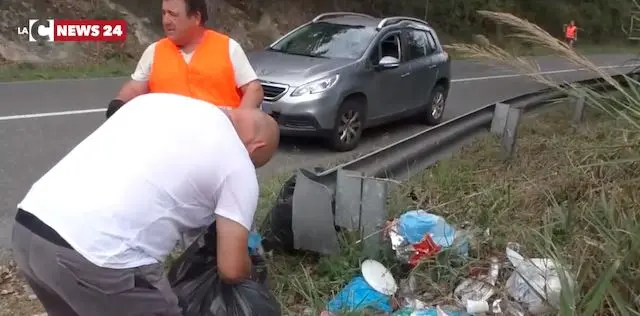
left=260, top=174, right=296, bottom=252
left=167, top=224, right=281, bottom=316
left=261, top=167, right=327, bottom=253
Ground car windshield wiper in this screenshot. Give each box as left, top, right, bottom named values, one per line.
left=287, top=51, right=328, bottom=58
left=270, top=48, right=327, bottom=58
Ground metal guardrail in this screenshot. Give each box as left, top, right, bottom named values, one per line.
left=283, top=70, right=637, bottom=255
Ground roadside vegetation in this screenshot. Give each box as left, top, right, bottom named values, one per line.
left=2, top=8, right=640, bottom=316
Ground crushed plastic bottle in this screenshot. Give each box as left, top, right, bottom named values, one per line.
left=504, top=247, right=575, bottom=315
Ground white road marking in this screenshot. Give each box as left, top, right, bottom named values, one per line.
left=0, top=64, right=638, bottom=122
left=452, top=64, right=639, bottom=82
left=0, top=108, right=106, bottom=121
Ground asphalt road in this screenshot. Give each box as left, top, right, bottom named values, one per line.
left=0, top=53, right=637, bottom=262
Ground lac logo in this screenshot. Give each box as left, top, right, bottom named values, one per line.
left=17, top=19, right=55, bottom=42
left=17, top=19, right=127, bottom=42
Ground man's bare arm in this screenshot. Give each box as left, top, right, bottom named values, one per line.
left=216, top=215, right=251, bottom=284
left=116, top=80, right=149, bottom=103
left=238, top=80, right=264, bottom=109
left=106, top=80, right=148, bottom=118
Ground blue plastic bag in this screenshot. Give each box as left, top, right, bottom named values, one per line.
left=397, top=210, right=468, bottom=255
left=326, top=276, right=392, bottom=313
left=248, top=231, right=262, bottom=255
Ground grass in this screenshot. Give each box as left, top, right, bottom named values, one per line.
left=0, top=60, right=135, bottom=82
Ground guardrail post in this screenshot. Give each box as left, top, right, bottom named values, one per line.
left=490, top=102, right=510, bottom=136
left=501, top=105, right=522, bottom=159
left=490, top=102, right=522, bottom=158
left=335, top=169, right=389, bottom=257
left=291, top=170, right=340, bottom=254
left=359, top=176, right=388, bottom=257
left=572, top=94, right=586, bottom=125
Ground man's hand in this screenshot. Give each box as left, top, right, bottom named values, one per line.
left=215, top=215, right=251, bottom=284
left=238, top=80, right=264, bottom=109
left=106, top=99, right=125, bottom=119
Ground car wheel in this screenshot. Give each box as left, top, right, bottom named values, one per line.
left=328, top=98, right=365, bottom=152
left=423, top=85, right=447, bottom=125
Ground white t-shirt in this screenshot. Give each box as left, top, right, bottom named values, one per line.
left=18, top=93, right=259, bottom=269
left=131, top=38, right=258, bottom=88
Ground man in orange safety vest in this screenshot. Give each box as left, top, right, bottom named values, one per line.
left=564, top=20, right=578, bottom=48
left=106, top=0, right=264, bottom=118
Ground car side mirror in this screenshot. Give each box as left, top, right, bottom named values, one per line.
left=376, top=56, right=399, bottom=69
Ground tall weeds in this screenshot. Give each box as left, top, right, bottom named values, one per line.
left=444, top=10, right=640, bottom=314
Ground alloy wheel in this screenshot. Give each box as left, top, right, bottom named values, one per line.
left=338, top=110, right=361, bottom=144
left=431, top=91, right=445, bottom=119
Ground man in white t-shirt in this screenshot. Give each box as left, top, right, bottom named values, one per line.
left=106, top=0, right=264, bottom=118
left=11, top=93, right=279, bottom=315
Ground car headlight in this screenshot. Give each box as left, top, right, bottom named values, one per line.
left=290, top=75, right=340, bottom=97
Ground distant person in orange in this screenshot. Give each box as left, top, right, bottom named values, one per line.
left=106, top=0, right=264, bottom=118
left=563, top=20, right=578, bottom=48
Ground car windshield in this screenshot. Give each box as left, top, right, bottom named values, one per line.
left=270, top=22, right=376, bottom=59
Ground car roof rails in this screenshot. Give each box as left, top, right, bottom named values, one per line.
left=312, top=12, right=375, bottom=22
left=376, top=16, right=429, bottom=30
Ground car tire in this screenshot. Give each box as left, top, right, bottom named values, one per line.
left=422, top=84, right=448, bottom=125
left=327, top=98, right=365, bottom=152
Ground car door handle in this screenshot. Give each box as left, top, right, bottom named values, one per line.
left=401, top=72, right=410, bottom=77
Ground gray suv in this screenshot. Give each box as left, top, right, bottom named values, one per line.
left=248, top=12, right=452, bottom=151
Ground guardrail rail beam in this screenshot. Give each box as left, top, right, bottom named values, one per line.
left=277, top=70, right=638, bottom=254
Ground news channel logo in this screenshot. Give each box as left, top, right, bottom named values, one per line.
left=17, top=19, right=55, bottom=42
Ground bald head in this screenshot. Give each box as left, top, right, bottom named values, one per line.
left=227, top=108, right=279, bottom=168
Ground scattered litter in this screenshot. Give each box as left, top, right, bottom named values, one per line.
left=453, top=257, right=500, bottom=313
left=504, top=247, right=575, bottom=315
left=493, top=298, right=527, bottom=316
left=248, top=231, right=262, bottom=255
left=326, top=276, right=393, bottom=313
left=326, top=259, right=397, bottom=313
left=394, top=304, right=470, bottom=316
left=386, top=210, right=469, bottom=266
left=361, top=259, right=398, bottom=296
left=326, top=210, right=575, bottom=316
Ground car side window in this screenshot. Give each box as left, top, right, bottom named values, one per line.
left=406, top=29, right=435, bottom=61
left=426, top=31, right=438, bottom=54
left=369, top=33, right=402, bottom=65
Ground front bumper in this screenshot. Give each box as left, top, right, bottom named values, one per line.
left=260, top=84, right=341, bottom=137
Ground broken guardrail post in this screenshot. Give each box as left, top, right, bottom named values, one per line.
left=291, top=170, right=340, bottom=254
left=490, top=102, right=522, bottom=159
left=571, top=94, right=586, bottom=126
left=335, top=169, right=391, bottom=257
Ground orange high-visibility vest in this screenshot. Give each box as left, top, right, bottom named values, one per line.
left=148, top=30, right=242, bottom=108
left=565, top=25, right=577, bottom=39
